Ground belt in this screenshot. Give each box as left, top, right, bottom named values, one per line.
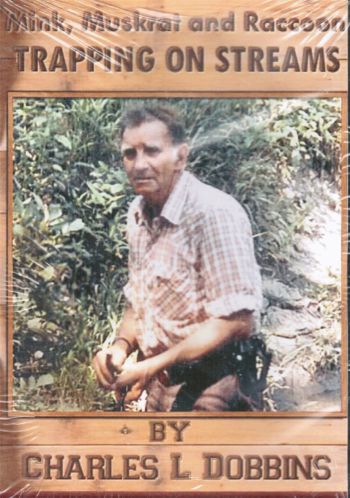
left=157, top=335, right=269, bottom=386
left=156, top=335, right=271, bottom=411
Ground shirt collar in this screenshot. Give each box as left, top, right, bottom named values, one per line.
left=160, top=170, right=190, bottom=225
left=132, top=170, right=190, bottom=227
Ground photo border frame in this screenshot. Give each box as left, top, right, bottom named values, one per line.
left=6, top=90, right=348, bottom=419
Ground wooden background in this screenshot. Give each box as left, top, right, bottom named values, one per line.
left=0, top=0, right=347, bottom=494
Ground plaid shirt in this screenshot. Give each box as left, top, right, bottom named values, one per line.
left=124, top=171, right=262, bottom=358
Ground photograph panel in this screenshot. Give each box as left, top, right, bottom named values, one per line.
left=11, top=97, right=343, bottom=413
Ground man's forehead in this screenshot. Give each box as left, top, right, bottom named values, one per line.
left=121, top=119, right=172, bottom=146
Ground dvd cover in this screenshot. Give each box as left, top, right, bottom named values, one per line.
left=0, top=0, right=347, bottom=496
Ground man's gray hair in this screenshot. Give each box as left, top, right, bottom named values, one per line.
left=120, top=104, right=186, bottom=145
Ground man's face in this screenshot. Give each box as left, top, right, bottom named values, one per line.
left=121, top=120, right=187, bottom=208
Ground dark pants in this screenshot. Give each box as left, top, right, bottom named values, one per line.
left=146, top=374, right=254, bottom=412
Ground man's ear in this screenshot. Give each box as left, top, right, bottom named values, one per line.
left=174, top=143, right=189, bottom=170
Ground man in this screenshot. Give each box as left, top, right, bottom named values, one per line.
left=93, top=104, right=265, bottom=412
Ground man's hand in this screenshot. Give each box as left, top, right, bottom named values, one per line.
left=114, top=357, right=159, bottom=403
left=93, top=307, right=138, bottom=390
left=93, top=343, right=128, bottom=389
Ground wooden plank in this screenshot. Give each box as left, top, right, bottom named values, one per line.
left=0, top=151, right=7, bottom=214
left=0, top=212, right=8, bottom=420
left=0, top=418, right=347, bottom=446
left=0, top=445, right=346, bottom=493
left=7, top=91, right=349, bottom=98
left=0, top=213, right=7, bottom=317
left=340, top=97, right=348, bottom=413
left=0, top=0, right=347, bottom=92
left=0, top=73, right=8, bottom=150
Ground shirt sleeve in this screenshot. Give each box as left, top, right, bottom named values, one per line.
left=200, top=203, right=262, bottom=318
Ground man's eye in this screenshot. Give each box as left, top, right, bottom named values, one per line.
left=123, top=149, right=136, bottom=160
left=145, top=146, right=160, bottom=155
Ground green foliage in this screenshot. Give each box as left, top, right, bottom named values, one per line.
left=182, top=98, right=341, bottom=272
left=13, top=98, right=133, bottom=409
left=12, top=97, right=341, bottom=411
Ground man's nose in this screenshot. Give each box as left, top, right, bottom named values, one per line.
left=134, top=151, right=148, bottom=171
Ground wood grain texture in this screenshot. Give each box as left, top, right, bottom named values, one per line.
left=0, top=213, right=8, bottom=418
left=0, top=152, right=7, bottom=214
left=0, top=445, right=346, bottom=493
left=0, top=417, right=347, bottom=446
left=0, top=0, right=347, bottom=494
left=0, top=0, right=347, bottom=92
left=340, top=98, right=348, bottom=414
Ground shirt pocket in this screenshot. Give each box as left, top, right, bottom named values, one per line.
left=149, top=265, right=192, bottom=321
